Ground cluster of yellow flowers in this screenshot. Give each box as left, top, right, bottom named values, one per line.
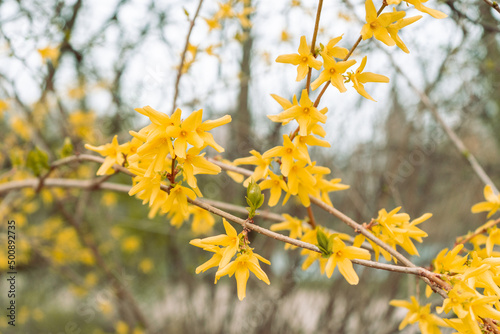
left=86, top=106, right=231, bottom=225
left=391, top=185, right=500, bottom=333
left=354, top=208, right=431, bottom=262
left=190, top=219, right=270, bottom=300
left=203, top=0, right=253, bottom=32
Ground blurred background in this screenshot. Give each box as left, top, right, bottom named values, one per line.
left=0, top=0, right=499, bottom=333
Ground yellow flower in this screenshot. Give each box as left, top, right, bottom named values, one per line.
left=471, top=185, right=500, bottom=218
left=406, top=0, right=447, bottom=19
left=293, top=133, right=331, bottom=164
left=191, top=219, right=241, bottom=268
left=361, top=0, right=406, bottom=46
left=259, top=171, right=288, bottom=207
left=263, top=135, right=307, bottom=176
left=390, top=296, right=448, bottom=333
left=189, top=205, right=215, bottom=235
left=121, top=236, right=141, bottom=253
left=38, top=46, right=60, bottom=65
left=387, top=14, right=423, bottom=53
left=270, top=89, right=327, bottom=136
left=194, top=112, right=232, bottom=152
left=324, top=35, right=348, bottom=59
left=311, top=51, right=356, bottom=92
left=276, top=35, right=322, bottom=81
left=347, top=56, right=389, bottom=102
left=179, top=147, right=221, bottom=189
left=165, top=109, right=204, bottom=159
left=139, top=258, right=154, bottom=273
left=486, top=226, right=500, bottom=257
left=164, top=184, right=197, bottom=216
left=233, top=150, right=271, bottom=186
left=270, top=214, right=303, bottom=249
left=325, top=236, right=371, bottom=284
left=215, top=250, right=270, bottom=301
left=85, top=135, right=124, bottom=175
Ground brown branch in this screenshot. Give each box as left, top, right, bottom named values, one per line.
left=455, top=218, right=500, bottom=247
left=482, top=0, right=500, bottom=14
left=306, top=0, right=324, bottom=94
left=382, top=49, right=499, bottom=195
left=171, top=0, right=205, bottom=114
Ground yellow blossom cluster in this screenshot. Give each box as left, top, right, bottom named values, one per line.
left=86, top=106, right=231, bottom=223
left=190, top=219, right=270, bottom=300
left=354, top=207, right=431, bottom=262
left=391, top=185, right=500, bottom=333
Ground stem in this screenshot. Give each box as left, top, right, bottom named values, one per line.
left=455, top=218, right=500, bottom=247
left=171, top=0, right=205, bottom=114
left=306, top=0, right=324, bottom=94
left=306, top=205, right=317, bottom=228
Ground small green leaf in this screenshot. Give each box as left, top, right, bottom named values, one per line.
left=59, top=137, right=74, bottom=158
left=316, top=228, right=330, bottom=255
left=26, top=147, right=49, bottom=176
left=183, top=7, right=190, bottom=19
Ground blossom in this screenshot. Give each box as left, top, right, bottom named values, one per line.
left=406, top=0, right=447, bottom=19
left=347, top=56, right=389, bottom=102
left=193, top=219, right=241, bottom=268
left=215, top=250, right=270, bottom=301
left=179, top=147, right=221, bottom=189
left=270, top=214, right=304, bottom=249
left=262, top=134, right=308, bottom=176
left=324, top=35, right=348, bottom=59
left=325, top=236, right=371, bottom=284
left=311, top=51, right=356, bottom=92
left=471, top=185, right=500, bottom=218
left=164, top=184, right=197, bottom=216
left=269, top=89, right=327, bottom=136
left=233, top=150, right=271, bottom=186
left=85, top=135, right=124, bottom=175
left=276, top=35, right=322, bottom=81
left=361, top=0, right=406, bottom=46
left=259, top=171, right=288, bottom=207
left=387, top=15, right=423, bottom=53
left=390, top=296, right=448, bottom=333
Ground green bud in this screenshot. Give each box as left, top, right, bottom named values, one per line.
left=26, top=147, right=49, bottom=176
left=59, top=137, right=74, bottom=158
left=316, top=228, right=331, bottom=256
left=246, top=178, right=265, bottom=219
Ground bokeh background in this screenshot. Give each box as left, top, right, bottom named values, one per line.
left=0, top=0, right=499, bottom=333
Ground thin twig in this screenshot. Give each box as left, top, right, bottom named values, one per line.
left=455, top=218, right=500, bottom=247
left=482, top=0, right=500, bottom=14
left=306, top=0, right=324, bottom=94
left=383, top=50, right=499, bottom=195
left=171, top=0, right=205, bottom=114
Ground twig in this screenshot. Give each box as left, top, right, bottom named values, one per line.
left=482, top=0, right=500, bottom=14
left=306, top=0, right=324, bottom=94
left=455, top=218, right=500, bottom=247
left=171, top=0, right=205, bottom=114
left=382, top=50, right=499, bottom=195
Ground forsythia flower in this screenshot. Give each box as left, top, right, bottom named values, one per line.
left=233, top=150, right=271, bottom=186
left=311, top=51, right=356, bottom=92
left=471, top=185, right=500, bottom=218
left=270, top=214, right=304, bottom=249
left=324, top=35, right=349, bottom=59
left=191, top=220, right=270, bottom=301
left=347, top=56, right=389, bottom=102
left=263, top=134, right=308, bottom=176
left=387, top=15, right=423, bottom=53
left=325, top=236, right=371, bottom=285
left=215, top=250, right=271, bottom=301
left=259, top=171, right=288, bottom=206
left=276, top=35, right=322, bottom=81
left=85, top=135, right=124, bottom=175
left=406, top=0, right=447, bottom=19
left=390, top=296, right=448, bottom=333
left=268, top=89, right=327, bottom=136
left=361, top=0, right=406, bottom=46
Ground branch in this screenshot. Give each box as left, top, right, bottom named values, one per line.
left=382, top=50, right=499, bottom=195
left=482, top=0, right=500, bottom=14
left=171, top=0, right=205, bottom=114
